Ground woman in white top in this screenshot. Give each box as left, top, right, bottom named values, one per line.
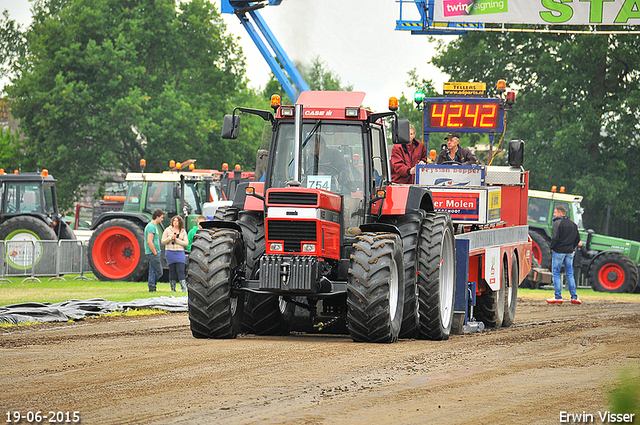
left=161, top=215, right=189, bottom=292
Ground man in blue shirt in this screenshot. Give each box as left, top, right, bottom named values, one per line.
left=144, top=209, right=165, bottom=292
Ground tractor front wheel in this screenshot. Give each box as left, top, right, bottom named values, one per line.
left=187, top=228, right=244, bottom=338
left=589, top=252, right=638, bottom=293
left=88, top=219, right=147, bottom=281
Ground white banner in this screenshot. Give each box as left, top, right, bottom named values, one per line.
left=434, top=0, right=640, bottom=25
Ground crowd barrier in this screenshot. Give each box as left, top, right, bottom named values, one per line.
left=0, top=239, right=94, bottom=283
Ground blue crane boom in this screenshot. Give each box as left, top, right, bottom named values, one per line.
left=221, top=0, right=310, bottom=102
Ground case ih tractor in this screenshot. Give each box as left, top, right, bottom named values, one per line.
left=88, top=168, right=219, bottom=281
left=187, top=90, right=530, bottom=343
left=528, top=188, right=640, bottom=293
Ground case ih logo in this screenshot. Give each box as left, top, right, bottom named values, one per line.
left=304, top=109, right=333, bottom=116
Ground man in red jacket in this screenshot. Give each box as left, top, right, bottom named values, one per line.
left=391, top=124, right=427, bottom=184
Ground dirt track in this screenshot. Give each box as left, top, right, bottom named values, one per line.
left=1, top=296, right=639, bottom=425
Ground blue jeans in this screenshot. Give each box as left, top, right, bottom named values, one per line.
left=147, top=253, right=162, bottom=291
left=552, top=251, right=578, bottom=300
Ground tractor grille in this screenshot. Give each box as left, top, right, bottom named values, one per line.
left=267, top=220, right=317, bottom=253
left=268, top=192, right=318, bottom=206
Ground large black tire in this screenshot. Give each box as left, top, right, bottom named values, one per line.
left=588, top=252, right=639, bottom=293
left=476, top=258, right=506, bottom=329
left=529, top=231, right=551, bottom=270
left=214, top=206, right=238, bottom=222
left=383, top=212, right=422, bottom=338
left=0, top=216, right=57, bottom=272
left=416, top=212, right=456, bottom=341
left=88, top=219, right=147, bottom=281
left=187, top=228, right=244, bottom=338
left=237, top=211, right=293, bottom=335
left=347, top=232, right=405, bottom=343
left=502, top=253, right=519, bottom=328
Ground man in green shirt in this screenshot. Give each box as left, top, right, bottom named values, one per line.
left=145, top=209, right=165, bottom=292
left=187, top=215, right=206, bottom=251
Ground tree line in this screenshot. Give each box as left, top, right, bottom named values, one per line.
left=1, top=1, right=639, bottom=239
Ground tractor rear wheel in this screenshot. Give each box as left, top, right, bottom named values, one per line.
left=529, top=231, right=551, bottom=270
left=416, top=212, right=456, bottom=341
left=0, top=216, right=57, bottom=272
left=187, top=228, right=244, bottom=338
left=214, top=206, right=238, bottom=222
left=502, top=253, right=519, bottom=328
left=589, top=252, right=638, bottom=293
left=88, top=219, right=147, bottom=281
left=383, top=212, right=422, bottom=338
left=347, top=232, right=405, bottom=343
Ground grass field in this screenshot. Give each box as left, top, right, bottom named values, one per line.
left=0, top=275, right=638, bottom=307
left=0, top=274, right=185, bottom=306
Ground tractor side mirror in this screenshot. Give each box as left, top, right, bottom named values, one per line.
left=394, top=119, right=411, bottom=144
left=508, top=139, right=525, bottom=167
left=173, top=184, right=182, bottom=200
left=221, top=114, right=240, bottom=139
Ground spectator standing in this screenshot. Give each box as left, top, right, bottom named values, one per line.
left=145, top=209, right=164, bottom=292
left=547, top=205, right=583, bottom=305
left=187, top=215, right=206, bottom=251
left=391, top=124, right=427, bottom=184
left=162, top=215, right=189, bottom=292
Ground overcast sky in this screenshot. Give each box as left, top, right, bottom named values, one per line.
left=1, top=0, right=452, bottom=111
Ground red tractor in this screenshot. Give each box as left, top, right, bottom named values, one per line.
left=187, top=92, right=457, bottom=343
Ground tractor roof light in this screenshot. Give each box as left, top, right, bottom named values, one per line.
left=551, top=185, right=557, bottom=192
left=345, top=107, right=360, bottom=118
left=270, top=94, right=281, bottom=109
left=189, top=163, right=195, bottom=171
left=388, top=97, right=399, bottom=112
left=235, top=164, right=241, bottom=171
left=0, top=168, right=4, bottom=174
left=414, top=91, right=425, bottom=107
left=140, top=159, right=146, bottom=172
left=506, top=91, right=516, bottom=107
left=222, top=162, right=229, bottom=171
left=14, top=169, right=18, bottom=174
left=176, top=162, right=182, bottom=170
left=41, top=169, right=49, bottom=178
left=169, top=160, right=176, bottom=168
left=280, top=106, right=294, bottom=117
left=560, top=186, right=565, bottom=193
left=497, top=79, right=507, bottom=93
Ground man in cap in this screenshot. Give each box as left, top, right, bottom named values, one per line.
left=436, top=132, right=478, bottom=165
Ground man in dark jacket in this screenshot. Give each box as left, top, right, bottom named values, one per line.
left=391, top=124, right=427, bottom=184
left=548, top=205, right=583, bottom=304
left=436, top=132, right=478, bottom=165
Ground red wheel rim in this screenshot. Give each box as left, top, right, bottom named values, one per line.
left=92, top=226, right=140, bottom=279
left=531, top=240, right=542, bottom=265
left=598, top=263, right=625, bottom=290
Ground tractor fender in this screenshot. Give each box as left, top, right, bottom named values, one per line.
left=201, top=219, right=242, bottom=233
left=91, top=212, right=150, bottom=229
left=375, top=186, right=434, bottom=216
left=359, top=222, right=401, bottom=237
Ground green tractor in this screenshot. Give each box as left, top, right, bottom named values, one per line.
left=528, top=189, right=640, bottom=293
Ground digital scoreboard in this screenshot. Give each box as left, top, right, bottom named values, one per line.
left=424, top=98, right=504, bottom=133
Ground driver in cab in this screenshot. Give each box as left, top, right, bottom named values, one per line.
left=436, top=132, right=478, bottom=165
left=305, top=135, right=352, bottom=191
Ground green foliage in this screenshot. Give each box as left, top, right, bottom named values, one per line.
left=305, top=56, right=353, bottom=91
left=432, top=33, right=640, bottom=233
left=608, top=366, right=640, bottom=419
left=4, top=0, right=246, bottom=209
left=0, top=125, right=25, bottom=170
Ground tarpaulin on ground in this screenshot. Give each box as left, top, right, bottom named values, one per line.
left=0, top=296, right=188, bottom=325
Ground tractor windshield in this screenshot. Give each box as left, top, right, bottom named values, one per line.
left=269, top=122, right=364, bottom=194
left=3, top=182, right=55, bottom=215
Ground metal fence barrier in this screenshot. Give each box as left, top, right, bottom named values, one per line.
left=0, top=239, right=94, bottom=283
